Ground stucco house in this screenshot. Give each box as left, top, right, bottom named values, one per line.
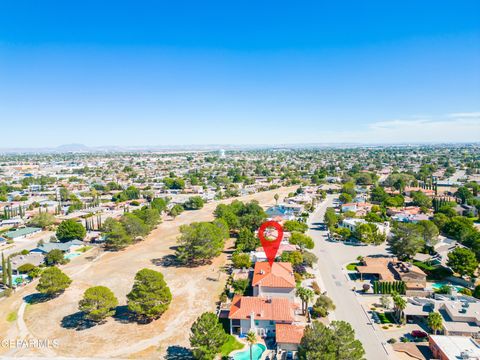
left=252, top=262, right=296, bottom=301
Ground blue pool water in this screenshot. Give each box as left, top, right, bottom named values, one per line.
left=64, top=252, right=81, bottom=260
left=233, top=344, right=266, bottom=360
left=431, top=282, right=465, bottom=292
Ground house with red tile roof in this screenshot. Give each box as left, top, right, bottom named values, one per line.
left=276, top=324, right=305, bottom=352
left=252, top=262, right=296, bottom=301
left=229, top=295, right=295, bottom=337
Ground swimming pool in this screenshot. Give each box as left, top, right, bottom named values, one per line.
left=431, top=282, right=465, bottom=292
left=233, top=344, right=266, bottom=360
left=64, top=252, right=81, bottom=260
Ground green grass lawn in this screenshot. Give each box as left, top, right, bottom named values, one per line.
left=346, top=262, right=360, bottom=271
left=77, top=246, right=92, bottom=253
left=221, top=335, right=244, bottom=356
left=377, top=311, right=395, bottom=324
left=6, top=311, right=17, bottom=322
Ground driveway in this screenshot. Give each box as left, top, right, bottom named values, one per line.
left=307, top=194, right=392, bottom=360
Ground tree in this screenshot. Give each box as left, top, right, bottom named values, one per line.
left=246, top=331, right=257, bottom=360
left=169, top=204, right=184, bottom=218
left=121, top=213, right=148, bottom=239
left=184, top=196, right=205, bottom=210
left=79, top=286, right=118, bottom=322
left=176, top=222, right=227, bottom=265
left=236, top=227, right=259, bottom=252
left=417, top=220, right=439, bottom=246
left=280, top=251, right=303, bottom=266
left=339, top=193, right=353, bottom=204
left=389, top=223, right=425, bottom=259
left=324, top=208, right=339, bottom=229
left=28, top=212, right=55, bottom=229
left=380, top=294, right=391, bottom=309
left=312, top=294, right=336, bottom=318
left=274, top=193, right=279, bottom=204
left=447, top=247, right=478, bottom=278
left=36, top=266, right=72, bottom=296
left=455, top=186, right=473, bottom=204
left=1, top=253, right=6, bottom=286
left=231, top=252, right=252, bottom=269
left=283, top=220, right=309, bottom=233
left=127, top=268, right=172, bottom=321
left=45, top=249, right=68, bottom=266
left=151, top=197, right=169, bottom=213
left=296, top=287, right=315, bottom=315
left=190, top=312, right=227, bottom=360
left=56, top=219, right=86, bottom=242
left=427, top=311, right=443, bottom=335
left=103, top=218, right=132, bottom=250
left=443, top=217, right=475, bottom=242
left=133, top=207, right=161, bottom=231
left=298, top=321, right=365, bottom=360
left=289, top=232, right=314, bottom=249
left=411, top=191, right=432, bottom=209
left=392, top=293, right=407, bottom=322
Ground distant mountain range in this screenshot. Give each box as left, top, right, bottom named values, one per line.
left=0, top=142, right=478, bottom=154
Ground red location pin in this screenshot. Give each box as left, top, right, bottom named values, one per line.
left=258, top=221, right=284, bottom=267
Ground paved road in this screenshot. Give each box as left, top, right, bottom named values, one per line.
left=308, top=195, right=391, bottom=360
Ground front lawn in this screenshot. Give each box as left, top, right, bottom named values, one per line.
left=221, top=335, right=244, bottom=356
left=346, top=262, right=360, bottom=271
left=377, top=311, right=395, bottom=324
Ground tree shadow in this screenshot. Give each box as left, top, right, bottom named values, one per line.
left=23, top=293, right=53, bottom=304
left=151, top=255, right=181, bottom=268
left=112, top=305, right=155, bottom=325
left=165, top=346, right=194, bottom=360
left=61, top=311, right=97, bottom=330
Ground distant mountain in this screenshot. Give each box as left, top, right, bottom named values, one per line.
left=55, top=143, right=91, bottom=152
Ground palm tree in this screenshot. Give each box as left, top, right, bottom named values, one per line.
left=296, top=287, right=315, bottom=315
left=274, top=193, right=279, bottom=204
left=392, top=293, right=407, bottom=323
left=427, top=311, right=443, bottom=334
left=246, top=331, right=257, bottom=360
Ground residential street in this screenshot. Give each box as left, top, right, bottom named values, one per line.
left=308, top=194, right=392, bottom=360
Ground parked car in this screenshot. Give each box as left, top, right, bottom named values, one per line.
left=411, top=330, right=428, bottom=338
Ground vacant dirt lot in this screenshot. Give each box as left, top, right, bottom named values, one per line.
left=0, top=187, right=296, bottom=359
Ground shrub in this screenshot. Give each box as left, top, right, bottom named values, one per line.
left=232, top=279, right=249, bottom=295
left=312, top=281, right=321, bottom=295
left=17, top=263, right=36, bottom=274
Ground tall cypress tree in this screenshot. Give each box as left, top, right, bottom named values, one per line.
left=7, top=258, right=12, bottom=288
left=1, top=253, right=6, bottom=286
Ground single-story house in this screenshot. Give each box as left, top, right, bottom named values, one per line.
left=10, top=253, right=45, bottom=270
left=31, top=239, right=84, bottom=254
left=429, top=335, right=480, bottom=360
left=4, top=227, right=42, bottom=240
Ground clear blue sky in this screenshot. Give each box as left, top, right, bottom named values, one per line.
left=1, top=1, right=479, bottom=147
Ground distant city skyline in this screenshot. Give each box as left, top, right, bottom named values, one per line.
left=1, top=1, right=479, bottom=147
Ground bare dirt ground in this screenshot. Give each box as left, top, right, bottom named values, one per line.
left=0, top=187, right=296, bottom=359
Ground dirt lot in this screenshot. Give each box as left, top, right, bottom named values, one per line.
left=0, top=187, right=296, bottom=359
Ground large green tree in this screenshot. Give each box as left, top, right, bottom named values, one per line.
left=103, top=218, right=132, bottom=250
left=127, top=268, right=172, bottom=321
left=389, top=223, right=425, bottom=259
left=427, top=311, right=443, bottom=335
left=190, top=312, right=228, bottom=360
left=447, top=247, right=478, bottom=278
left=298, top=321, right=365, bottom=360
left=36, top=266, right=72, bottom=296
left=56, top=219, right=86, bottom=242
left=176, top=222, right=227, bottom=265
left=79, top=286, right=118, bottom=322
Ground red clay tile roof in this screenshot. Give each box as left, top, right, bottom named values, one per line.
left=229, top=295, right=295, bottom=322
left=252, top=262, right=295, bottom=288
left=276, top=324, right=305, bottom=344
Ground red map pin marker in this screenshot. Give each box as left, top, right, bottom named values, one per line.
left=258, top=220, right=284, bottom=267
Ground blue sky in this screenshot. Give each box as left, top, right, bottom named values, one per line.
left=0, top=1, right=479, bottom=147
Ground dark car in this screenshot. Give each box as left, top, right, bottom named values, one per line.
left=411, top=330, right=428, bottom=338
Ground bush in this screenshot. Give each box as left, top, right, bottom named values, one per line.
left=388, top=338, right=397, bottom=344
left=231, top=252, right=251, bottom=269
left=56, top=219, right=86, bottom=242
left=17, top=263, right=36, bottom=274
left=232, top=279, right=249, bottom=295
left=312, top=281, right=321, bottom=295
